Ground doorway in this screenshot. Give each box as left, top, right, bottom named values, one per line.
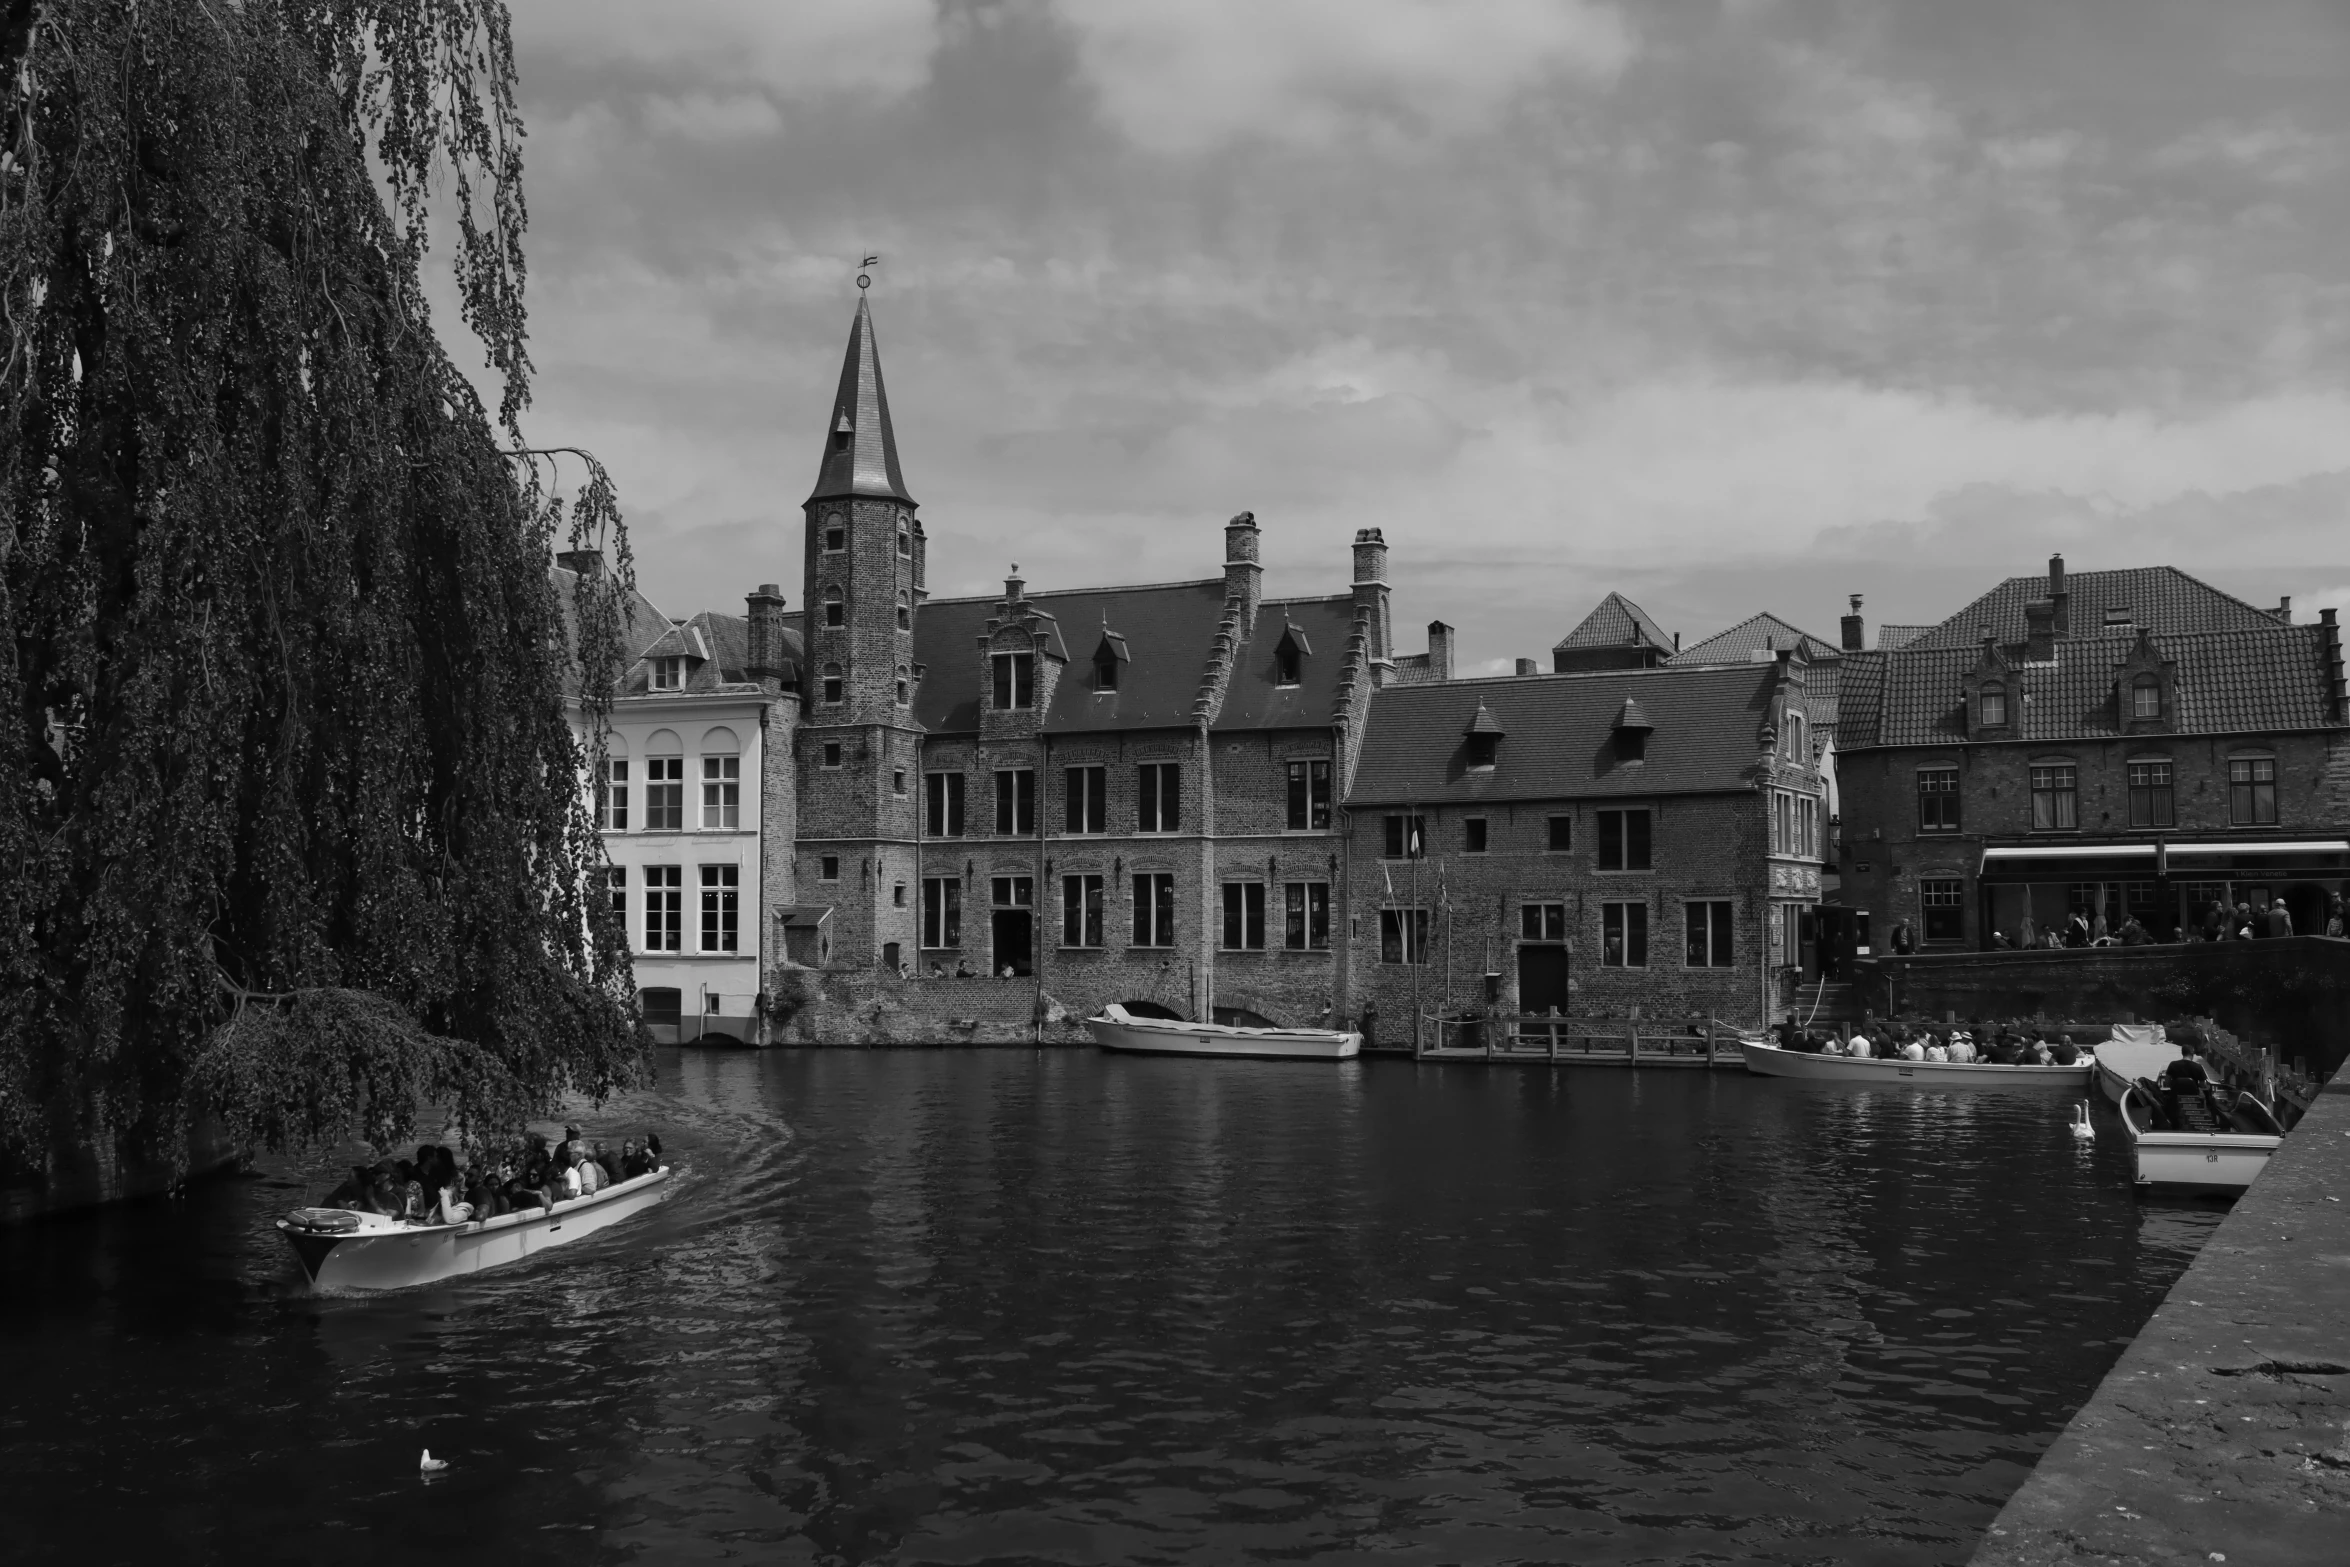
left=1517, top=944, right=1569, bottom=1016
left=991, top=909, right=1033, bottom=977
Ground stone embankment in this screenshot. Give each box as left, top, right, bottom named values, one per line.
left=1969, top=1078, right=2350, bottom=1567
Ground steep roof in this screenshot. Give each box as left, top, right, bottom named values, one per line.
left=1554, top=591, right=1672, bottom=652
left=619, top=609, right=801, bottom=697
left=1217, top=598, right=1357, bottom=732
left=550, top=564, right=677, bottom=698
left=1350, top=663, right=1778, bottom=804
left=1671, top=611, right=1838, bottom=666
left=1875, top=623, right=1932, bottom=652
left=1901, top=566, right=2282, bottom=651
left=1836, top=625, right=2338, bottom=749
left=806, top=295, right=914, bottom=507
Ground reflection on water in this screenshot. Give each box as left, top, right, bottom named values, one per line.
left=0, top=1052, right=2218, bottom=1565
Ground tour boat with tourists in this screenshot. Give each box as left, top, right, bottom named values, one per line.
left=1738, top=1039, right=2092, bottom=1088
left=1088, top=1003, right=1362, bottom=1061
left=277, top=1164, right=673, bottom=1291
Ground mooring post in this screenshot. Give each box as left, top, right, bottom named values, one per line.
left=1629, top=1022, right=1639, bottom=1064
left=1706, top=1018, right=1717, bottom=1066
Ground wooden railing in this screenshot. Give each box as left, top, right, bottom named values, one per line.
left=1415, top=1014, right=1751, bottom=1065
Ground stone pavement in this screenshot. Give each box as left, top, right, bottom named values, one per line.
left=1970, top=1081, right=2350, bottom=1567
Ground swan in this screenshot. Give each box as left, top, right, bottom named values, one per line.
left=2071, top=1102, right=2095, bottom=1140
left=420, top=1449, right=449, bottom=1473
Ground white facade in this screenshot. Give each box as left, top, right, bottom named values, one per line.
left=586, top=692, right=768, bottom=1044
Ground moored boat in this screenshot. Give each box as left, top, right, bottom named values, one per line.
left=277, top=1165, right=673, bottom=1291
left=1088, top=1003, right=1361, bottom=1060
left=2119, top=1081, right=2282, bottom=1196
left=1739, top=1040, right=2091, bottom=1088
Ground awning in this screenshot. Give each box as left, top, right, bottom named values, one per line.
left=1981, top=845, right=2156, bottom=864
left=2165, top=840, right=2350, bottom=860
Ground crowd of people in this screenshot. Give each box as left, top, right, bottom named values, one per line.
left=1899, top=891, right=2350, bottom=952
left=320, top=1127, right=665, bottom=1225
left=1775, top=1016, right=2089, bottom=1066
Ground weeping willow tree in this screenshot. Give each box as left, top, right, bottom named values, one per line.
left=0, top=0, right=645, bottom=1188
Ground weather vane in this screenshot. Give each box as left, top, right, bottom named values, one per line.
left=857, top=254, right=879, bottom=291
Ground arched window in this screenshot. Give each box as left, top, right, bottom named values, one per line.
left=897, top=528, right=911, bottom=558
left=699, top=727, right=741, bottom=829
left=823, top=587, right=845, bottom=629
left=822, top=513, right=845, bottom=552
left=896, top=591, right=911, bottom=631
left=2132, top=675, right=2160, bottom=720
left=644, top=729, right=684, bottom=831
left=822, top=663, right=843, bottom=705
left=1980, top=682, right=2008, bottom=728
left=895, top=665, right=910, bottom=705
left=597, top=733, right=630, bottom=831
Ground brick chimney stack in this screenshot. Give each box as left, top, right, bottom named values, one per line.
left=2025, top=599, right=2058, bottom=662
left=2048, top=553, right=2069, bottom=636
left=1223, top=511, right=1263, bottom=638
left=1351, top=527, right=1393, bottom=680
left=557, top=549, right=603, bottom=577
left=745, top=584, right=790, bottom=690
left=1425, top=621, right=1454, bottom=682
left=1515, top=657, right=1538, bottom=676
left=1841, top=593, right=1865, bottom=653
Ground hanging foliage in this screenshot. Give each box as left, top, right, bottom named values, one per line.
left=0, top=0, right=644, bottom=1185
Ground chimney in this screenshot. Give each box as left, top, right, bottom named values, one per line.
left=1223, top=511, right=1263, bottom=637
left=1004, top=563, right=1025, bottom=606
left=1515, top=657, right=1538, bottom=677
left=746, top=584, right=789, bottom=690
left=1425, top=621, right=1454, bottom=682
left=1841, top=593, right=1865, bottom=653
left=2276, top=596, right=2293, bottom=624
left=2024, top=599, right=2057, bottom=662
left=1351, top=527, right=1393, bottom=677
left=2322, top=607, right=2344, bottom=720
left=2048, top=553, right=2069, bottom=636
left=557, top=549, right=603, bottom=577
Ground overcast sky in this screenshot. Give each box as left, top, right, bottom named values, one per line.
left=491, top=0, right=2350, bottom=672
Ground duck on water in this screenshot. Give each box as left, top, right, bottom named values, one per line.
left=278, top=1128, right=673, bottom=1292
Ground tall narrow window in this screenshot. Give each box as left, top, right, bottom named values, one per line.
left=2228, top=757, right=2278, bottom=825
left=2127, top=760, right=2175, bottom=828
left=1062, top=875, right=1105, bottom=948
left=645, top=754, right=684, bottom=832
left=1132, top=873, right=1177, bottom=947
left=925, top=772, right=966, bottom=837
left=2030, top=764, right=2078, bottom=830
left=821, top=663, right=843, bottom=705
left=1547, top=816, right=1572, bottom=852
left=644, top=866, right=682, bottom=952
left=1382, top=814, right=1426, bottom=859
left=701, top=754, right=740, bottom=829
left=1283, top=883, right=1330, bottom=950
left=1137, top=763, right=1181, bottom=833
left=608, top=867, right=627, bottom=930
left=896, top=592, right=911, bottom=631
left=822, top=515, right=845, bottom=552
left=921, top=878, right=963, bottom=948
left=2132, top=676, right=2160, bottom=720
left=1286, top=760, right=1331, bottom=830
left=1597, top=809, right=1651, bottom=870
left=1274, top=642, right=1301, bottom=686
left=897, top=527, right=911, bottom=557
left=822, top=588, right=845, bottom=629
left=994, top=769, right=1036, bottom=835
left=1220, top=883, right=1267, bottom=950
left=1980, top=683, right=2008, bottom=728
left=1602, top=902, right=1648, bottom=967
left=895, top=667, right=909, bottom=705
left=1463, top=818, right=1488, bottom=853
left=700, top=865, right=738, bottom=952
left=1380, top=908, right=1430, bottom=965
left=1094, top=649, right=1120, bottom=692
left=1921, top=878, right=1964, bottom=942
left=992, top=651, right=1034, bottom=710
left=1065, top=766, right=1107, bottom=833
left=598, top=759, right=630, bottom=831
left=1684, top=901, right=1733, bottom=967
left=1917, top=767, right=1960, bottom=833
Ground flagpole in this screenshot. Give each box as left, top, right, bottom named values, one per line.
left=1410, top=810, right=1422, bottom=1055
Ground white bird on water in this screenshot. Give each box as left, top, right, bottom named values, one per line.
left=2071, top=1102, right=2095, bottom=1140
left=420, top=1450, right=448, bottom=1473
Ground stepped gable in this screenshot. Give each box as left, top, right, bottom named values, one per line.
left=1901, top=565, right=2282, bottom=650
left=1670, top=611, right=1838, bottom=665
left=1838, top=625, right=2337, bottom=749
left=1554, top=590, right=1671, bottom=652
left=1349, top=663, right=1776, bottom=805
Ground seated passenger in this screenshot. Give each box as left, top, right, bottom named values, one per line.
left=2031, top=1039, right=2055, bottom=1065
left=1845, top=1032, right=1871, bottom=1058
left=644, top=1133, right=665, bottom=1169
left=577, top=1147, right=605, bottom=1197
left=1948, top=1035, right=1976, bottom=1064
left=620, top=1138, right=649, bottom=1177
left=593, top=1141, right=620, bottom=1185
left=1901, top=1039, right=1926, bottom=1061
left=556, top=1148, right=584, bottom=1202
left=1924, top=1040, right=1948, bottom=1063
left=323, top=1166, right=371, bottom=1209
left=2052, top=1039, right=2080, bottom=1066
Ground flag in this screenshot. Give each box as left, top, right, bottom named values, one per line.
left=861, top=254, right=881, bottom=268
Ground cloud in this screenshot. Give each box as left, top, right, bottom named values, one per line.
left=1056, top=0, right=1635, bottom=154
left=641, top=92, right=783, bottom=143
left=511, top=0, right=938, bottom=100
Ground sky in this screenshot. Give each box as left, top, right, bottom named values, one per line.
left=479, top=0, right=2350, bottom=674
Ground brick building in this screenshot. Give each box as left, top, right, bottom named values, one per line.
left=1834, top=555, right=2350, bottom=949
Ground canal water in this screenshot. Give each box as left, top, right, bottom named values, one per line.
left=0, top=1051, right=2221, bottom=1565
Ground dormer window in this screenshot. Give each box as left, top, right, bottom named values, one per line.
left=831, top=413, right=852, bottom=454
left=1094, top=650, right=1119, bottom=691
left=1464, top=702, right=1504, bottom=769
left=650, top=657, right=686, bottom=692
left=1273, top=624, right=1310, bottom=688
left=824, top=587, right=845, bottom=629
left=993, top=651, right=1034, bottom=711
left=2131, top=675, right=2159, bottom=720
left=1979, top=682, right=2008, bottom=728
left=1612, top=697, right=1653, bottom=763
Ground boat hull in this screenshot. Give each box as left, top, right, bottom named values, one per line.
left=1740, top=1042, right=2092, bottom=1088
left=1089, top=1007, right=1360, bottom=1060
left=277, top=1167, right=672, bottom=1292
left=2131, top=1134, right=2278, bottom=1195
left=2092, top=1040, right=2182, bottom=1106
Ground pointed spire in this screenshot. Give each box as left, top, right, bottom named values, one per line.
left=807, top=294, right=915, bottom=506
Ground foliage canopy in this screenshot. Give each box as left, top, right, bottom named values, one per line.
left=0, top=0, right=644, bottom=1184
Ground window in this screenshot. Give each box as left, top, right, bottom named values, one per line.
left=644, top=866, right=682, bottom=952
left=607, top=867, right=626, bottom=927
left=823, top=519, right=845, bottom=552
left=1917, top=767, right=1960, bottom=834
left=1520, top=903, right=1566, bottom=941
left=2127, top=760, right=2175, bottom=828
left=1684, top=901, right=1733, bottom=967
left=1463, top=817, right=1488, bottom=853
left=1921, top=878, right=1964, bottom=943
left=2132, top=676, right=2160, bottom=720
left=1062, top=875, right=1105, bottom=947
left=2228, top=757, right=2278, bottom=825
left=1094, top=649, right=1120, bottom=692
left=893, top=883, right=906, bottom=907
left=1547, top=816, right=1571, bottom=852
left=992, top=651, right=1034, bottom=710
left=1602, top=901, right=1648, bottom=967
left=1597, top=808, right=1651, bottom=871
left=1283, top=883, right=1330, bottom=950
left=1773, top=791, right=1792, bottom=856
left=1980, top=682, right=2007, bottom=728
left=991, top=876, right=1032, bottom=908
left=641, top=988, right=683, bottom=1027
left=1274, top=642, right=1301, bottom=686
left=645, top=755, right=684, bottom=832
left=1065, top=766, right=1106, bottom=833
left=1380, top=907, right=1430, bottom=964
left=1221, top=882, right=1266, bottom=950
left=897, top=526, right=911, bottom=556
left=926, top=771, right=966, bottom=837
left=921, top=878, right=962, bottom=948
left=819, top=855, right=840, bottom=882
left=701, top=755, right=740, bottom=829
left=821, top=664, right=843, bottom=705
left=1785, top=711, right=1806, bottom=762
left=650, top=657, right=686, bottom=691
left=896, top=592, right=911, bottom=631
left=994, top=769, right=1036, bottom=835
left=821, top=741, right=842, bottom=770
left=1797, top=795, right=1818, bottom=859
left=892, top=769, right=907, bottom=796
left=700, top=865, right=738, bottom=952
left=1286, top=760, right=1331, bottom=831
left=1382, top=813, right=1426, bottom=859
left=1137, top=763, right=1181, bottom=833
left=2029, top=764, right=2078, bottom=830
left=597, top=759, right=630, bottom=831
left=823, top=589, right=845, bottom=629
left=1132, top=873, right=1176, bottom=947
left=895, top=668, right=909, bottom=705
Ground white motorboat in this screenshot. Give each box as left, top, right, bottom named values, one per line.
left=277, top=1166, right=672, bottom=1291
left=1739, top=1040, right=2092, bottom=1088
left=1088, top=1004, right=1361, bottom=1061
left=2092, top=1027, right=2182, bottom=1107
left=2118, top=1082, right=2283, bottom=1196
